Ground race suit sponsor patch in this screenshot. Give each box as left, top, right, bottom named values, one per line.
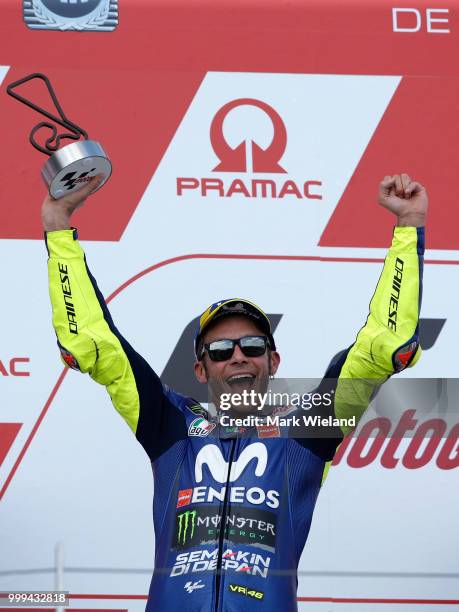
left=189, top=404, right=209, bottom=419
left=173, top=505, right=277, bottom=551
left=228, top=584, right=264, bottom=600
left=170, top=548, right=271, bottom=578
left=188, top=417, right=216, bottom=437
left=176, top=485, right=280, bottom=509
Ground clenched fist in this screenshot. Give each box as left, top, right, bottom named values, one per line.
left=41, top=174, right=103, bottom=232
left=379, top=174, right=428, bottom=227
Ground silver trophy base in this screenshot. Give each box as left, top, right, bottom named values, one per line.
left=42, top=140, right=112, bottom=199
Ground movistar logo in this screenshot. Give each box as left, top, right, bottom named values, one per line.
left=177, top=510, right=197, bottom=545
left=195, top=443, right=267, bottom=483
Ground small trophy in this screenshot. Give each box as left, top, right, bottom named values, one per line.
left=7, top=73, right=111, bottom=199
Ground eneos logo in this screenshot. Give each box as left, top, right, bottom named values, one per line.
left=176, top=443, right=280, bottom=509
left=177, top=98, right=323, bottom=201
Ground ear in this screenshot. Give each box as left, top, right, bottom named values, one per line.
left=269, top=351, right=281, bottom=376
left=194, top=360, right=208, bottom=384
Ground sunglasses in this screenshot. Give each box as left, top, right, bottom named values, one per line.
left=200, top=335, right=270, bottom=362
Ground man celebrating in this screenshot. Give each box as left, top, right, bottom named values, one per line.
left=42, top=173, right=427, bottom=611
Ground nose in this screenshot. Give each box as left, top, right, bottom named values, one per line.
left=230, top=343, right=248, bottom=364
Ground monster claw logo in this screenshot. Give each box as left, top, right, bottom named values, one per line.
left=210, top=98, right=287, bottom=173
left=177, top=510, right=197, bottom=545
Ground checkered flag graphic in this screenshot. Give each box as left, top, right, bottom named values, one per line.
left=61, top=168, right=96, bottom=190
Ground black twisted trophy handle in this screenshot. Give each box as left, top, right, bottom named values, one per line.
left=6, top=73, right=88, bottom=156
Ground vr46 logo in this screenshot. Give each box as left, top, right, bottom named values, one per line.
left=228, top=584, right=264, bottom=600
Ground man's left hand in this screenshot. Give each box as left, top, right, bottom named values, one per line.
left=378, top=173, right=428, bottom=227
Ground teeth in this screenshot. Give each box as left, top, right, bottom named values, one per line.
left=228, top=374, right=255, bottom=382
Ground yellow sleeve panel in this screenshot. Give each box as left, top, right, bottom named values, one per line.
left=335, top=226, right=424, bottom=435
left=46, top=229, right=140, bottom=434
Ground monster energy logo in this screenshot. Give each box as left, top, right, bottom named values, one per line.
left=177, top=510, right=197, bottom=545
left=173, top=506, right=277, bottom=551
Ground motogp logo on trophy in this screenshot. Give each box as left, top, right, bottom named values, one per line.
left=23, top=0, right=119, bottom=31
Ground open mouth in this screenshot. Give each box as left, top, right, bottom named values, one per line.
left=226, top=373, right=256, bottom=389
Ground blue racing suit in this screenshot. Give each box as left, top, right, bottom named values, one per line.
left=45, top=226, right=424, bottom=611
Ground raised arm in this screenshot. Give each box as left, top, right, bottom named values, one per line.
left=334, top=173, right=428, bottom=432
left=42, top=178, right=187, bottom=459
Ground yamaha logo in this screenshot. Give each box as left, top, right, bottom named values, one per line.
left=23, top=0, right=118, bottom=31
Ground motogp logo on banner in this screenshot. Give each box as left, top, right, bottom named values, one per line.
left=176, top=98, right=323, bottom=201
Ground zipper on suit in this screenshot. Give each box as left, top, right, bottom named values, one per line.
left=214, top=437, right=236, bottom=612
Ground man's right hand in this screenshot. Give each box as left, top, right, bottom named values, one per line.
left=41, top=174, right=103, bottom=232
